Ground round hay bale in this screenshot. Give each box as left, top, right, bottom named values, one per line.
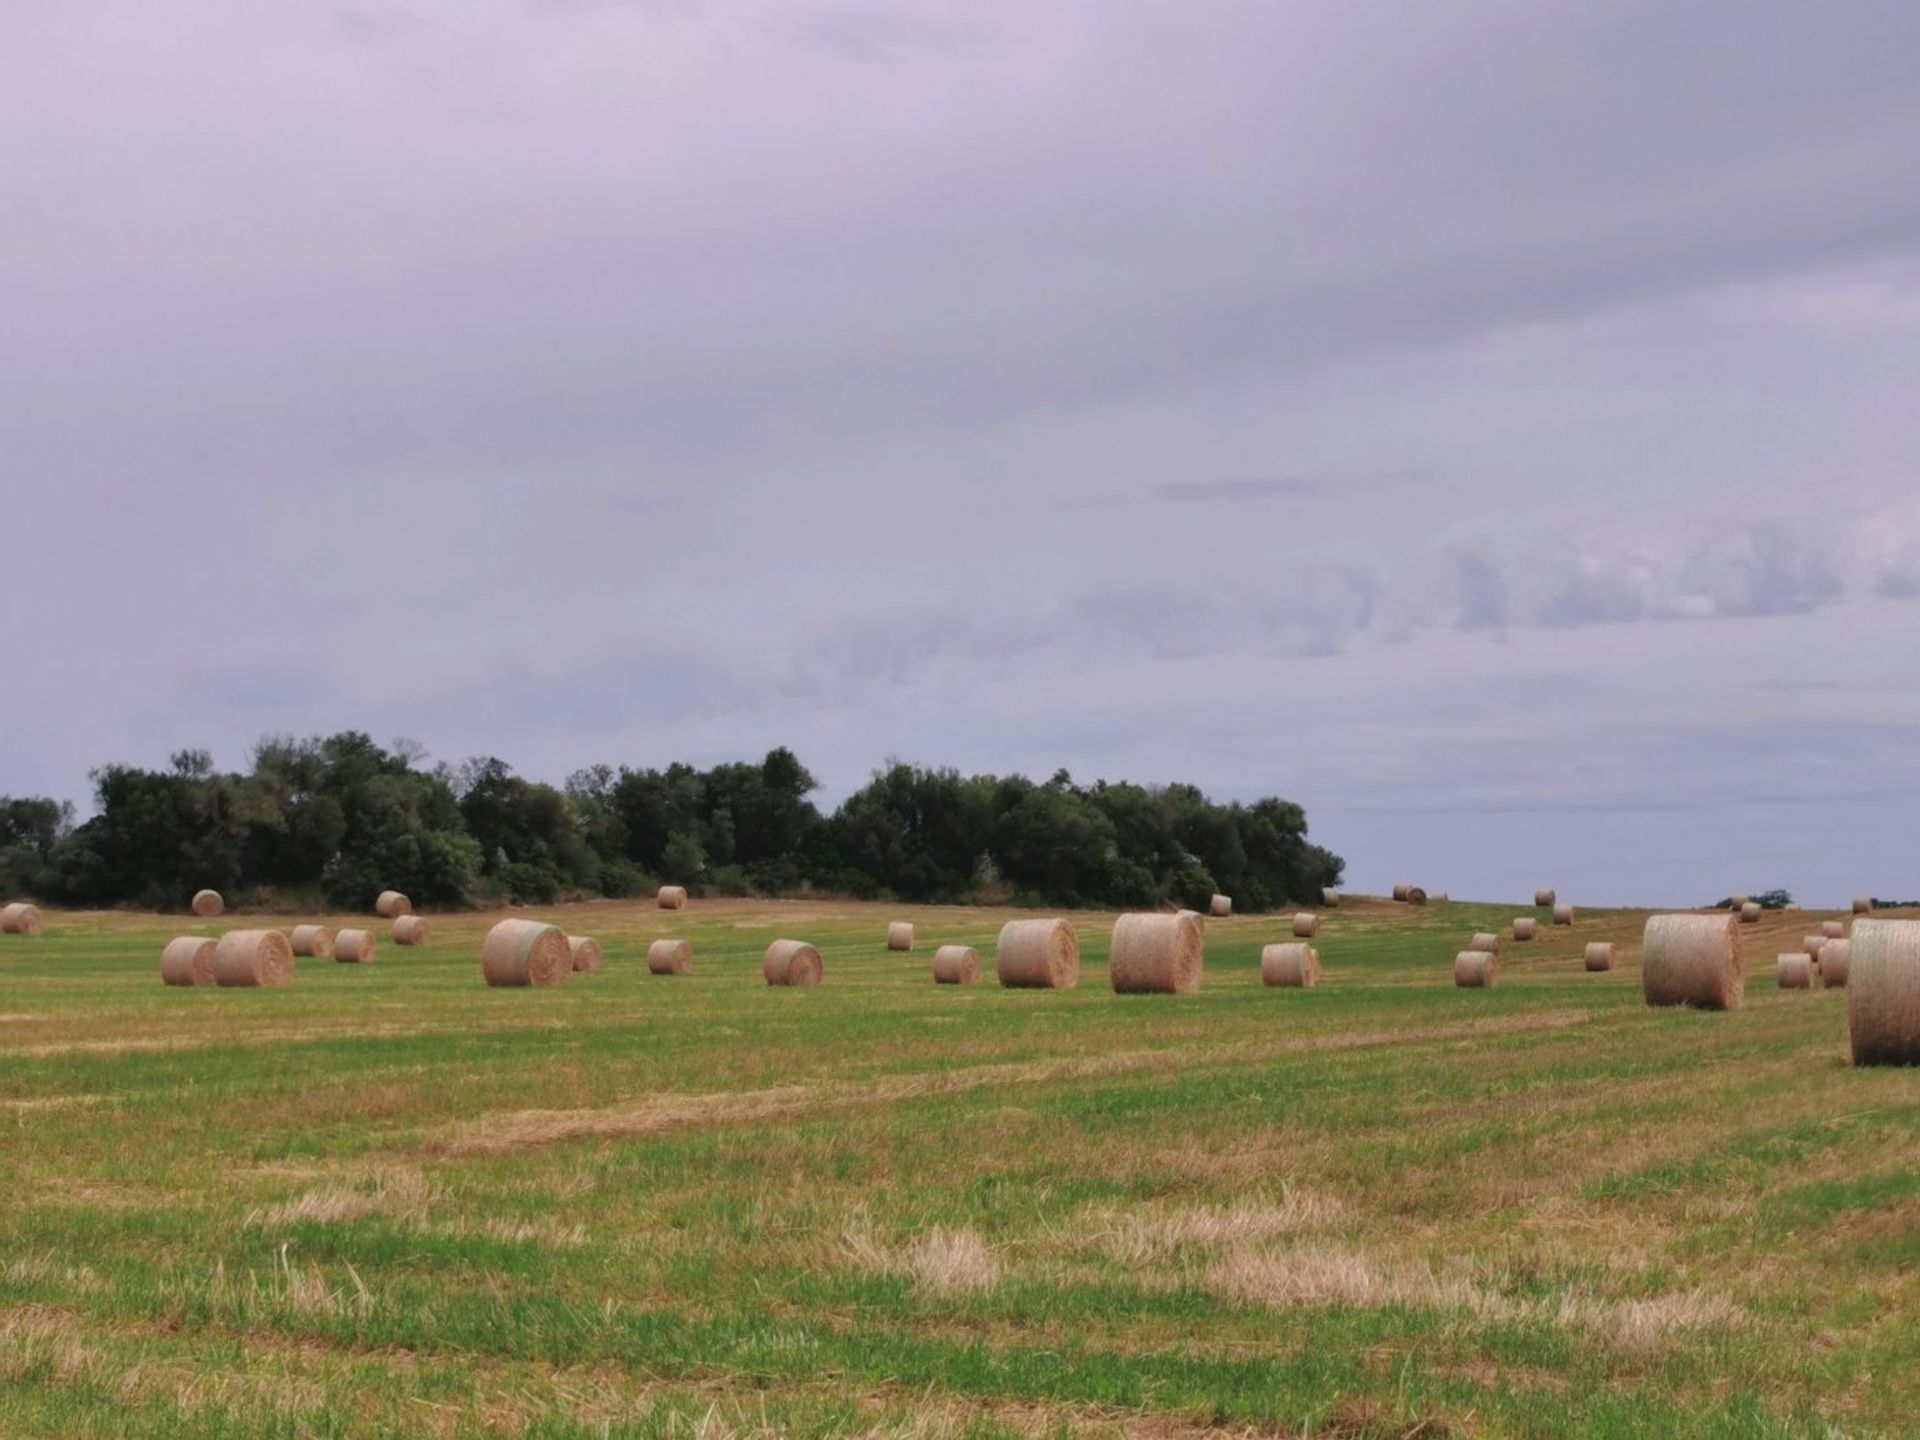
left=1513, top=918, right=1538, bottom=942
left=647, top=939, right=692, bottom=975
left=1819, top=938, right=1851, bottom=988
left=1848, top=920, right=1920, bottom=1063
left=1261, top=942, right=1319, bottom=988
left=191, top=889, right=224, bottom=919
left=1321, top=888, right=1340, bottom=908
left=886, top=922, right=915, bottom=952
left=212, top=929, right=293, bottom=988
left=1641, top=912, right=1743, bottom=1010
left=1854, top=896, right=1875, bottom=916
left=1584, top=942, right=1616, bottom=973
left=1392, top=884, right=1411, bottom=902
left=1209, top=894, right=1232, bottom=918
left=0, top=902, right=44, bottom=936
left=481, top=919, right=570, bottom=987
left=1553, top=903, right=1575, bottom=926
left=393, top=915, right=430, bottom=947
left=1431, top=892, right=1450, bottom=904
left=1467, top=932, right=1501, bottom=954
left=931, top=944, right=980, bottom=985
left=995, top=918, right=1080, bottom=990
left=334, top=928, right=376, bottom=964
left=1803, top=935, right=1828, bottom=960
left=568, top=935, right=602, bottom=972
left=1405, top=887, right=1428, bottom=906
left=289, top=924, right=333, bottom=958
left=374, top=890, right=412, bottom=919
left=1454, top=951, right=1497, bottom=987
left=159, top=936, right=217, bottom=987
left=657, top=885, right=688, bottom=910
left=1778, top=953, right=1814, bottom=990
left=1730, top=893, right=1751, bottom=909
left=1291, top=913, right=1321, bottom=939
left=1110, top=912, right=1204, bottom=995
left=1535, top=889, right=1556, bottom=908
left=1821, top=920, right=1846, bottom=940
left=1740, top=902, right=1761, bottom=924
left=763, top=939, right=822, bottom=987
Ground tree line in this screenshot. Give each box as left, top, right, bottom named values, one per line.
left=0, top=733, right=1343, bottom=913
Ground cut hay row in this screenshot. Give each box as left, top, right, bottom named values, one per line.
left=647, top=939, right=692, bottom=975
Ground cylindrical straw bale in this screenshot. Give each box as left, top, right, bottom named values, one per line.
left=1262, top=942, right=1319, bottom=988
left=290, top=924, right=333, bottom=958
left=1854, top=896, right=1875, bottom=916
left=334, top=928, right=376, bottom=964
left=212, top=929, right=293, bottom=988
left=1740, top=902, right=1761, bottom=924
left=1553, top=903, right=1575, bottom=926
left=1778, top=954, right=1814, bottom=989
left=1730, top=893, right=1750, bottom=909
left=931, top=945, right=980, bottom=985
left=160, top=936, right=216, bottom=987
left=1321, top=888, right=1340, bottom=908
left=1110, top=912, right=1204, bottom=995
left=481, top=919, right=570, bottom=987
left=1454, top=951, right=1497, bottom=987
left=1821, top=920, right=1846, bottom=940
left=647, top=939, right=692, bottom=974
left=1513, top=918, right=1538, bottom=941
left=1848, top=920, right=1920, bottom=1063
left=393, top=915, right=430, bottom=947
left=1535, top=889, right=1556, bottom=908
left=1209, top=894, right=1232, bottom=918
left=375, top=890, right=411, bottom=919
left=657, top=885, right=688, bottom=910
left=191, top=889, right=224, bottom=919
left=0, top=903, right=44, bottom=936
left=1819, top=938, right=1851, bottom=989
left=567, top=935, right=602, bottom=972
left=1291, top=913, right=1321, bottom=939
left=995, top=918, right=1080, bottom=989
left=1642, top=912, right=1743, bottom=1010
left=886, top=922, right=914, bottom=952
left=1405, top=886, right=1428, bottom=906
left=1803, top=935, right=1828, bottom=960
left=763, top=939, right=822, bottom=987
left=1584, top=942, right=1616, bottom=972
left=1467, top=932, right=1501, bottom=954
left=1392, top=884, right=1411, bottom=902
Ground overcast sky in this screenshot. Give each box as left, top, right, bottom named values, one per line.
left=4, top=0, right=1919, bottom=906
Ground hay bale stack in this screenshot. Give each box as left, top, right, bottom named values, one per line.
left=647, top=939, right=692, bottom=975
left=1467, top=932, right=1501, bottom=954
left=1848, top=920, right=1920, bottom=1063
left=1584, top=942, right=1616, bottom=972
left=374, top=890, right=411, bottom=919
left=1321, top=888, right=1340, bottom=908
left=886, top=922, right=915, bottom=952
left=1535, top=889, right=1556, bottom=908
left=1291, top=913, right=1321, bottom=939
left=567, top=935, right=602, bottom=972
left=1209, top=894, right=1232, bottom=918
left=1405, top=887, right=1428, bottom=906
left=1854, top=896, right=1875, bottom=916
left=212, top=930, right=293, bottom=988
left=1513, top=918, right=1538, bottom=941
left=1820, top=938, right=1851, bottom=988
left=931, top=945, right=980, bottom=985
left=191, top=889, right=224, bottom=919
left=1553, top=903, right=1575, bottom=926
left=1821, top=920, right=1846, bottom=940
left=1392, top=884, right=1411, bottom=902
left=393, top=915, right=430, bottom=947
left=1261, top=942, right=1319, bottom=988
left=1740, top=902, right=1761, bottom=924
left=763, top=939, right=822, bottom=987
left=480, top=919, right=570, bottom=987
left=289, top=924, right=333, bottom=958
left=657, top=885, right=688, bottom=910
left=0, top=902, right=44, bottom=936
left=1778, top=954, right=1814, bottom=990
left=994, top=918, right=1080, bottom=990
left=159, top=936, right=217, bottom=987
left=334, top=929, right=376, bottom=964
left=1110, top=912, right=1204, bottom=995
left=1641, top=912, right=1743, bottom=1010
left=1454, top=951, right=1497, bottom=987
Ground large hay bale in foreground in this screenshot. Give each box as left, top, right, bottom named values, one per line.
left=763, top=939, right=822, bottom=987
left=0, top=902, right=43, bottom=936
left=1778, top=954, right=1813, bottom=990
left=1584, top=943, right=1616, bottom=973
left=657, top=885, right=688, bottom=910
left=289, top=924, right=333, bottom=958
left=212, top=930, right=293, bottom=988
left=567, top=935, right=602, bottom=972
left=1209, top=894, right=1232, bottom=918
left=1642, top=912, right=1743, bottom=1010
left=1553, top=903, right=1575, bottom=926
left=1819, top=938, right=1851, bottom=989
left=1849, top=920, right=1920, bottom=1064
left=647, top=939, right=692, bottom=975
left=931, top=945, right=980, bottom=985
left=1740, top=902, right=1761, bottom=924
left=1535, top=889, right=1556, bottom=908
left=375, top=890, right=411, bottom=919
left=1291, top=913, right=1321, bottom=939
left=1467, top=932, right=1500, bottom=954
left=393, top=915, right=430, bottom=947
left=995, top=918, right=1079, bottom=989
left=191, top=890, right=224, bottom=919
left=1110, top=912, right=1203, bottom=995
left=1321, top=888, right=1340, bottom=908
left=1821, top=920, right=1846, bottom=940
left=1261, top=942, right=1319, bottom=988
left=481, top=919, right=571, bottom=988
left=334, top=928, right=376, bottom=964
left=1512, top=918, right=1538, bottom=941
left=160, top=936, right=217, bottom=987
left=1454, top=951, right=1497, bottom=987
left=1854, top=896, right=1875, bottom=916
left=886, top=922, right=914, bottom=952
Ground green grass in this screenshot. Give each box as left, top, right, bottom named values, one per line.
left=0, top=896, right=1914, bottom=1437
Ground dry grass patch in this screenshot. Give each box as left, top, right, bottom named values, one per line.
left=1092, top=1190, right=1344, bottom=1266
left=845, top=1225, right=1001, bottom=1296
